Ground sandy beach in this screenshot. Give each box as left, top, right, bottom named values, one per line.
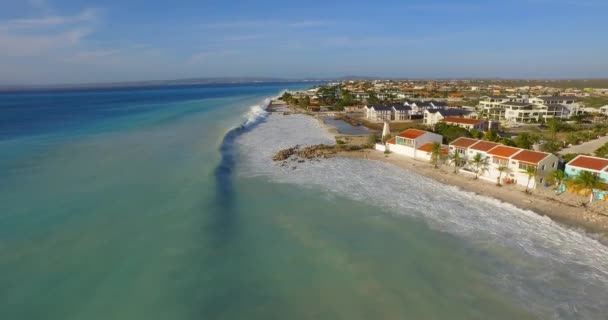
left=341, top=148, right=608, bottom=238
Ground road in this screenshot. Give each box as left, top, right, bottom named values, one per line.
left=558, top=135, right=608, bottom=155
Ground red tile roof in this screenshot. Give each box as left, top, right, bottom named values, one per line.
left=568, top=156, right=608, bottom=171
left=512, top=150, right=550, bottom=164
left=386, top=137, right=396, bottom=144
left=442, top=117, right=484, bottom=125
left=469, top=141, right=500, bottom=152
left=450, top=137, right=480, bottom=149
left=487, top=146, right=522, bottom=159
left=417, top=142, right=448, bottom=154
left=397, top=129, right=428, bottom=139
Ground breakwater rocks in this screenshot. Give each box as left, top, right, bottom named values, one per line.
left=273, top=144, right=336, bottom=162
left=273, top=143, right=369, bottom=169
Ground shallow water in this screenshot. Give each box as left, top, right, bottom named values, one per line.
left=323, top=117, right=373, bottom=135
left=0, top=84, right=607, bottom=319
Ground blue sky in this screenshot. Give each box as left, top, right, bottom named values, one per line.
left=0, top=0, right=607, bottom=84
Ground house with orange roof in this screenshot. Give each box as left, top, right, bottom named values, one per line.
left=441, top=117, right=497, bottom=131
left=416, top=142, right=449, bottom=161
left=385, top=129, right=442, bottom=159
left=565, top=155, right=608, bottom=184
left=451, top=138, right=558, bottom=188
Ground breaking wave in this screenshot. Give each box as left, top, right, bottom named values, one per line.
left=234, top=112, right=608, bottom=319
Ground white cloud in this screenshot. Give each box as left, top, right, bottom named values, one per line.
left=0, top=7, right=99, bottom=56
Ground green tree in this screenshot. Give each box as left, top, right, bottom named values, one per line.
left=543, top=139, right=562, bottom=153
left=497, top=165, right=509, bottom=186
left=449, top=151, right=464, bottom=173
left=298, top=96, right=310, bottom=109
left=514, top=132, right=539, bottom=150
left=562, top=153, right=579, bottom=163
left=470, top=153, right=489, bottom=179
left=547, top=169, right=566, bottom=187
left=484, top=129, right=500, bottom=142
left=595, top=142, right=608, bottom=158
left=524, top=166, right=538, bottom=193
left=430, top=142, right=444, bottom=169
left=367, top=133, right=380, bottom=146
left=471, top=129, right=484, bottom=139
left=434, top=122, right=472, bottom=143
left=572, top=171, right=600, bottom=203
left=565, top=133, right=579, bottom=146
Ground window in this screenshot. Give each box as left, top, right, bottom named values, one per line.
left=541, top=165, right=545, bottom=171
left=552, top=162, right=556, bottom=168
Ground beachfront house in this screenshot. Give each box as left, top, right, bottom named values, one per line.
left=441, top=117, right=496, bottom=131
left=565, top=155, right=608, bottom=184
left=385, top=129, right=442, bottom=159
left=451, top=138, right=558, bottom=188
left=510, top=150, right=559, bottom=188
left=423, top=109, right=476, bottom=126
left=448, top=137, right=482, bottom=165
left=416, top=142, right=449, bottom=161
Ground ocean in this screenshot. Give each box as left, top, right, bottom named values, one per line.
left=0, top=83, right=607, bottom=319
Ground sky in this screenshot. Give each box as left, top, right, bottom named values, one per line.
left=0, top=0, right=607, bottom=85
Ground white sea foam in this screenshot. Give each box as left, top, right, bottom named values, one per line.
left=235, top=112, right=608, bottom=319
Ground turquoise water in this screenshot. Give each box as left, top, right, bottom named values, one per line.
left=1, top=84, right=607, bottom=319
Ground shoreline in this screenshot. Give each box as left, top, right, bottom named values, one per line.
left=269, top=99, right=608, bottom=240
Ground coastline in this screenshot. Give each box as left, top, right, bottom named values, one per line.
left=269, top=99, right=608, bottom=240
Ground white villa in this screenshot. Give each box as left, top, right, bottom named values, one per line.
left=365, top=104, right=413, bottom=122
left=364, top=105, right=392, bottom=122
left=383, top=129, right=443, bottom=159
left=480, top=95, right=578, bottom=123
left=441, top=117, right=497, bottom=131
left=423, top=108, right=476, bottom=126
left=449, top=138, right=559, bottom=189
left=405, top=100, right=448, bottom=115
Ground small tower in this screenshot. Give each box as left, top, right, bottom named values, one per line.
left=382, top=121, right=391, bottom=142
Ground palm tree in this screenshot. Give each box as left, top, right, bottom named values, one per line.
left=469, top=153, right=489, bottom=179
left=449, top=151, right=463, bottom=173
left=430, top=142, right=444, bottom=169
left=572, top=171, right=600, bottom=203
left=524, top=166, right=538, bottom=193
left=497, top=165, right=508, bottom=186
left=548, top=169, right=566, bottom=187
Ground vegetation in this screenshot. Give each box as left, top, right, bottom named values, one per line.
left=514, top=132, right=539, bottom=150
left=595, top=142, right=608, bottom=158
left=367, top=133, right=380, bottom=146
left=547, top=169, right=566, bottom=187
left=434, top=122, right=472, bottom=143
left=470, top=153, right=489, bottom=179
left=570, top=171, right=601, bottom=202
left=429, top=142, right=444, bottom=169
left=497, top=165, right=509, bottom=186
left=562, top=153, right=579, bottom=164
left=524, top=166, right=538, bottom=193
left=448, top=151, right=464, bottom=173
left=581, top=96, right=608, bottom=109
left=484, top=129, right=500, bottom=142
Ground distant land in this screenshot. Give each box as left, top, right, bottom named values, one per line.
left=1, top=77, right=608, bottom=92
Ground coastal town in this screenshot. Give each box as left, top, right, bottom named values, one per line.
left=275, top=79, right=608, bottom=234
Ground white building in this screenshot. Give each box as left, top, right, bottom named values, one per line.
left=385, top=129, right=443, bottom=159
left=365, top=105, right=392, bottom=122
left=441, top=117, right=497, bottom=131
left=449, top=139, right=559, bottom=189
left=423, top=109, right=476, bottom=126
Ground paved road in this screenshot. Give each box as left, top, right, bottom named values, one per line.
left=558, top=135, right=608, bottom=155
